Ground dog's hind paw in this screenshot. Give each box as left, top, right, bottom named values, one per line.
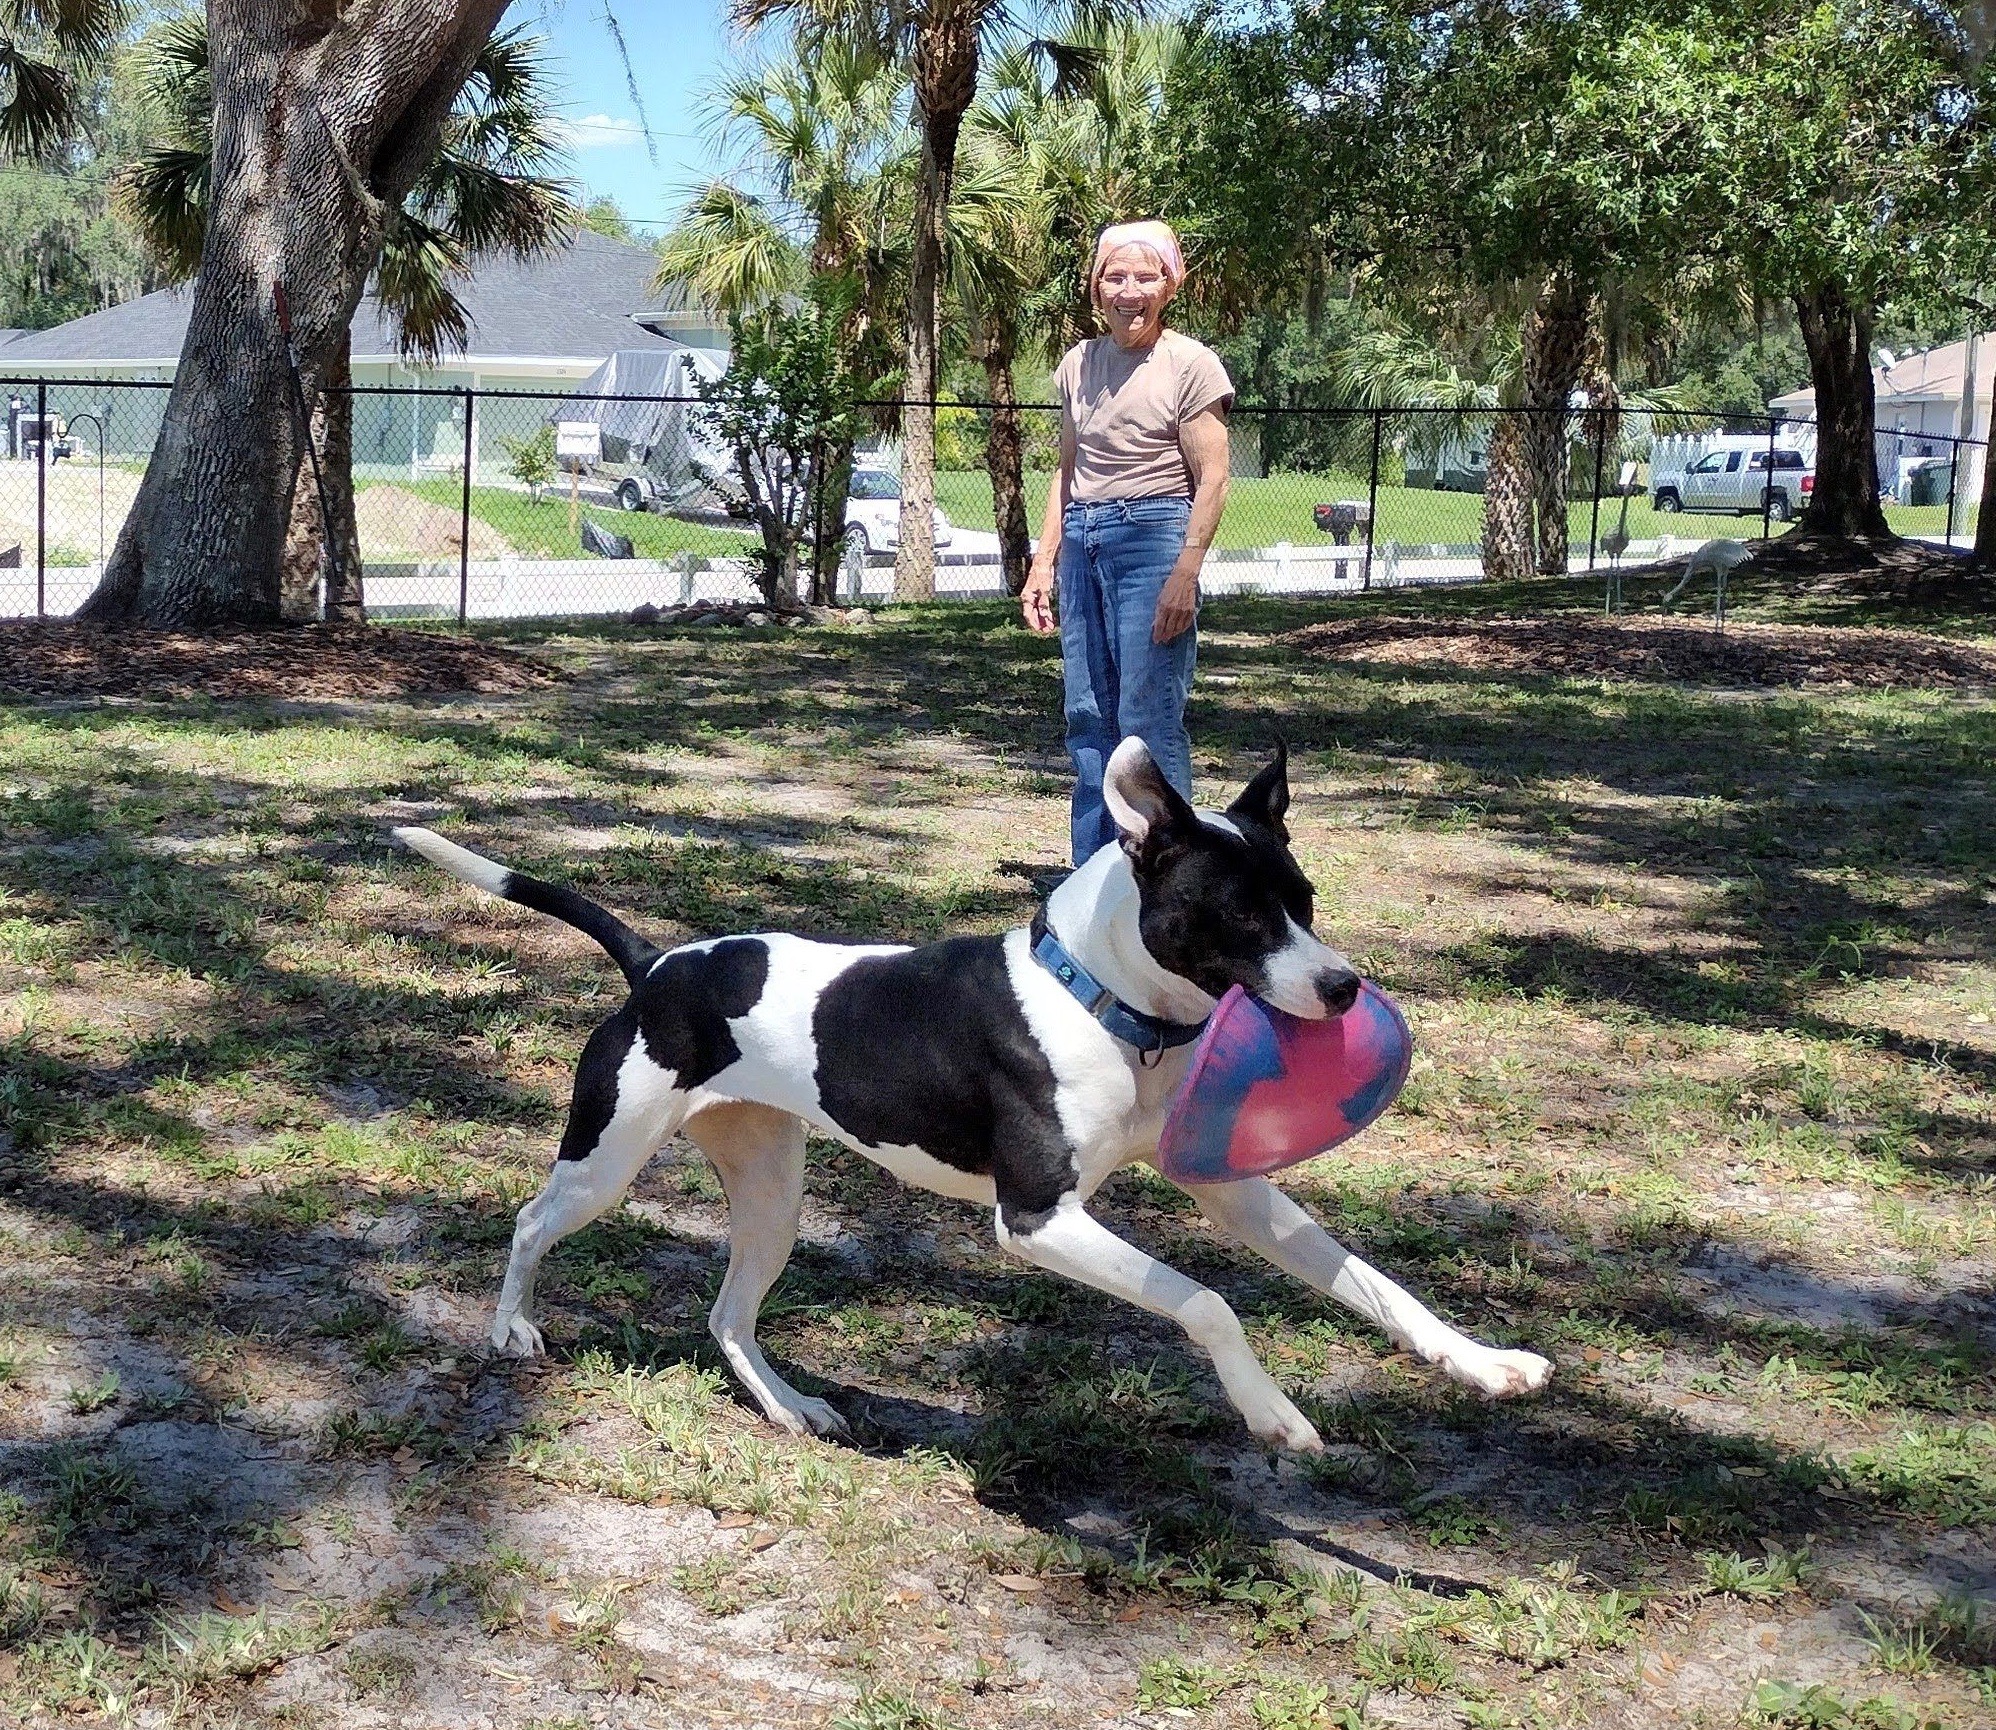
left=1445, top=1347, right=1552, bottom=1400
left=491, top=1314, right=545, bottom=1358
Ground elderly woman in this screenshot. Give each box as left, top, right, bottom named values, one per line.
left=1020, top=220, right=1233, bottom=866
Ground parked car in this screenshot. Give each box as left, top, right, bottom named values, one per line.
left=1651, top=437, right=1813, bottom=522
left=845, top=465, right=952, bottom=554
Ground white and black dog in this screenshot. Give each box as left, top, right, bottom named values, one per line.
left=395, top=738, right=1549, bottom=1451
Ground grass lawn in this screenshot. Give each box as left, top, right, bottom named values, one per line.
left=390, top=476, right=759, bottom=560
left=935, top=468, right=1979, bottom=555
left=1, top=577, right=1993, bottom=1727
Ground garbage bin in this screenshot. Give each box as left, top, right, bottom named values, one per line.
left=1906, top=461, right=1949, bottom=508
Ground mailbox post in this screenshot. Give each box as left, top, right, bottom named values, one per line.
left=556, top=421, right=602, bottom=538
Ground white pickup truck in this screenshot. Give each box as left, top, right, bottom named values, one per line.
left=1651, top=437, right=1814, bottom=522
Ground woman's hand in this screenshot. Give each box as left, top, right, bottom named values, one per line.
left=1021, top=562, right=1058, bottom=635
left=1152, top=558, right=1199, bottom=643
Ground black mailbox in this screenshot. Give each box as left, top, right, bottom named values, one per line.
left=1312, top=501, right=1369, bottom=544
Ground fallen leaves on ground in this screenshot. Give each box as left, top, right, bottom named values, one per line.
left=0, top=622, right=554, bottom=701
left=1281, top=612, right=1996, bottom=688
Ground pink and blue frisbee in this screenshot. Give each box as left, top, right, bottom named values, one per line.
left=1157, top=982, right=1413, bottom=1185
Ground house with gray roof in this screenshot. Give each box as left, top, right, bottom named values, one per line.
left=0, top=231, right=725, bottom=479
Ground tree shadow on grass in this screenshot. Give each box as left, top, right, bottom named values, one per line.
left=4, top=1118, right=1991, bottom=1657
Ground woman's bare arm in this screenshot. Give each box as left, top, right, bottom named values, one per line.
left=1154, top=404, right=1230, bottom=644
left=1021, top=414, right=1077, bottom=635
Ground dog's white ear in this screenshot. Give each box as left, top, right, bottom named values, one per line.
left=1227, top=740, right=1290, bottom=841
left=1104, top=737, right=1195, bottom=859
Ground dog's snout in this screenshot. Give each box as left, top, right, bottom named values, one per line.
left=1317, top=969, right=1361, bottom=1016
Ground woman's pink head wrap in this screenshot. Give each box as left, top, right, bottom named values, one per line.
left=1090, top=221, right=1185, bottom=294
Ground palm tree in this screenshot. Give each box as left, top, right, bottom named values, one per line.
left=950, top=24, right=1181, bottom=592
left=1335, top=302, right=1700, bottom=583
left=119, top=16, right=575, bottom=621
left=658, top=40, right=912, bottom=600
left=734, top=0, right=1139, bottom=601
left=659, top=41, right=908, bottom=342
left=1, top=0, right=125, bottom=158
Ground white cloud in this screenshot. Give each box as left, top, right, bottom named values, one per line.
left=556, top=114, right=647, bottom=151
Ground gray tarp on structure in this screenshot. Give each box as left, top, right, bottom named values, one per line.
left=551, top=345, right=730, bottom=507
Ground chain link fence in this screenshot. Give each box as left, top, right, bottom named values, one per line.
left=3, top=378, right=1984, bottom=622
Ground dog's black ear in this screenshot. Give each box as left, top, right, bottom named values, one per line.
left=1103, top=737, right=1196, bottom=865
left=1228, top=740, right=1290, bottom=842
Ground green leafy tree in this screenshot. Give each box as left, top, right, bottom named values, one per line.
left=952, top=24, right=1181, bottom=591
left=117, top=15, right=575, bottom=620
left=1163, top=0, right=1996, bottom=567
left=735, top=0, right=1143, bottom=602
left=581, top=195, right=635, bottom=240
left=501, top=423, right=557, bottom=503
left=0, top=44, right=165, bottom=329
left=1710, top=0, right=1980, bottom=538
left=0, top=0, right=148, bottom=328
left=697, top=283, right=871, bottom=607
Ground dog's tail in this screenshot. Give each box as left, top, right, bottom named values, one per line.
left=393, top=827, right=662, bottom=989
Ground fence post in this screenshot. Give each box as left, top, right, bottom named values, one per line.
left=1586, top=407, right=1607, bottom=572
left=35, top=379, right=46, bottom=620
left=458, top=385, right=473, bottom=627
left=1761, top=414, right=1779, bottom=539
left=1946, top=440, right=1961, bottom=548
left=1362, top=409, right=1382, bottom=590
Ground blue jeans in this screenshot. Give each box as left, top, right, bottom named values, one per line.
left=1058, top=495, right=1198, bottom=865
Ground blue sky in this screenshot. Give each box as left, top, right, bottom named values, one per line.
left=521, top=0, right=747, bottom=234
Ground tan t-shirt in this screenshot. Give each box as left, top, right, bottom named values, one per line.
left=1054, top=329, right=1234, bottom=502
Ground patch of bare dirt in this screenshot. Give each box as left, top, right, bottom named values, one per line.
left=0, top=622, right=554, bottom=701
left=1282, top=612, right=1996, bottom=688
left=353, top=484, right=511, bottom=561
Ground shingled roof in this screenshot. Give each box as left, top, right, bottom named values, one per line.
left=0, top=230, right=707, bottom=367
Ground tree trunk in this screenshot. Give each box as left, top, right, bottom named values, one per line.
left=282, top=326, right=365, bottom=623
left=1974, top=431, right=1996, bottom=565
left=1481, top=411, right=1535, bottom=584
left=1520, top=272, right=1591, bottom=576
left=77, top=0, right=506, bottom=628
left=979, top=319, right=1030, bottom=596
left=1792, top=282, right=1891, bottom=539
left=894, top=14, right=981, bottom=603
left=808, top=437, right=855, bottom=606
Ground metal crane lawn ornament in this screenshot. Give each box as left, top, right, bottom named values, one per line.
left=1601, top=459, right=1639, bottom=610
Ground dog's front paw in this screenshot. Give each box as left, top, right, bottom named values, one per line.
left=783, top=1395, right=851, bottom=1440
left=491, top=1313, right=545, bottom=1358
left=1242, top=1390, right=1323, bottom=1454
left=1443, top=1347, right=1552, bottom=1400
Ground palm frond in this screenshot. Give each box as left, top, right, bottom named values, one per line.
left=0, top=39, right=72, bottom=154
left=114, top=143, right=207, bottom=280
left=0, top=0, right=125, bottom=156
left=136, top=7, right=207, bottom=135
left=656, top=180, right=801, bottom=312
left=1332, top=327, right=1502, bottom=411
left=414, top=153, right=575, bottom=259
left=10, top=0, right=126, bottom=56
left=376, top=210, right=471, bottom=362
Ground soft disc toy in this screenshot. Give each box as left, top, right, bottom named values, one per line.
left=1157, top=982, right=1412, bottom=1184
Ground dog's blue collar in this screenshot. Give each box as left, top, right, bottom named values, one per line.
left=1031, top=928, right=1209, bottom=1058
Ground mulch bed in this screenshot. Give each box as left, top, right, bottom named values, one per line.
left=1281, top=613, right=1996, bottom=689
left=1616, top=531, right=1996, bottom=608
left=0, top=623, right=554, bottom=702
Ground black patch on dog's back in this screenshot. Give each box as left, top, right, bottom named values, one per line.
left=557, top=938, right=770, bottom=1161
left=812, top=936, right=1074, bottom=1228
